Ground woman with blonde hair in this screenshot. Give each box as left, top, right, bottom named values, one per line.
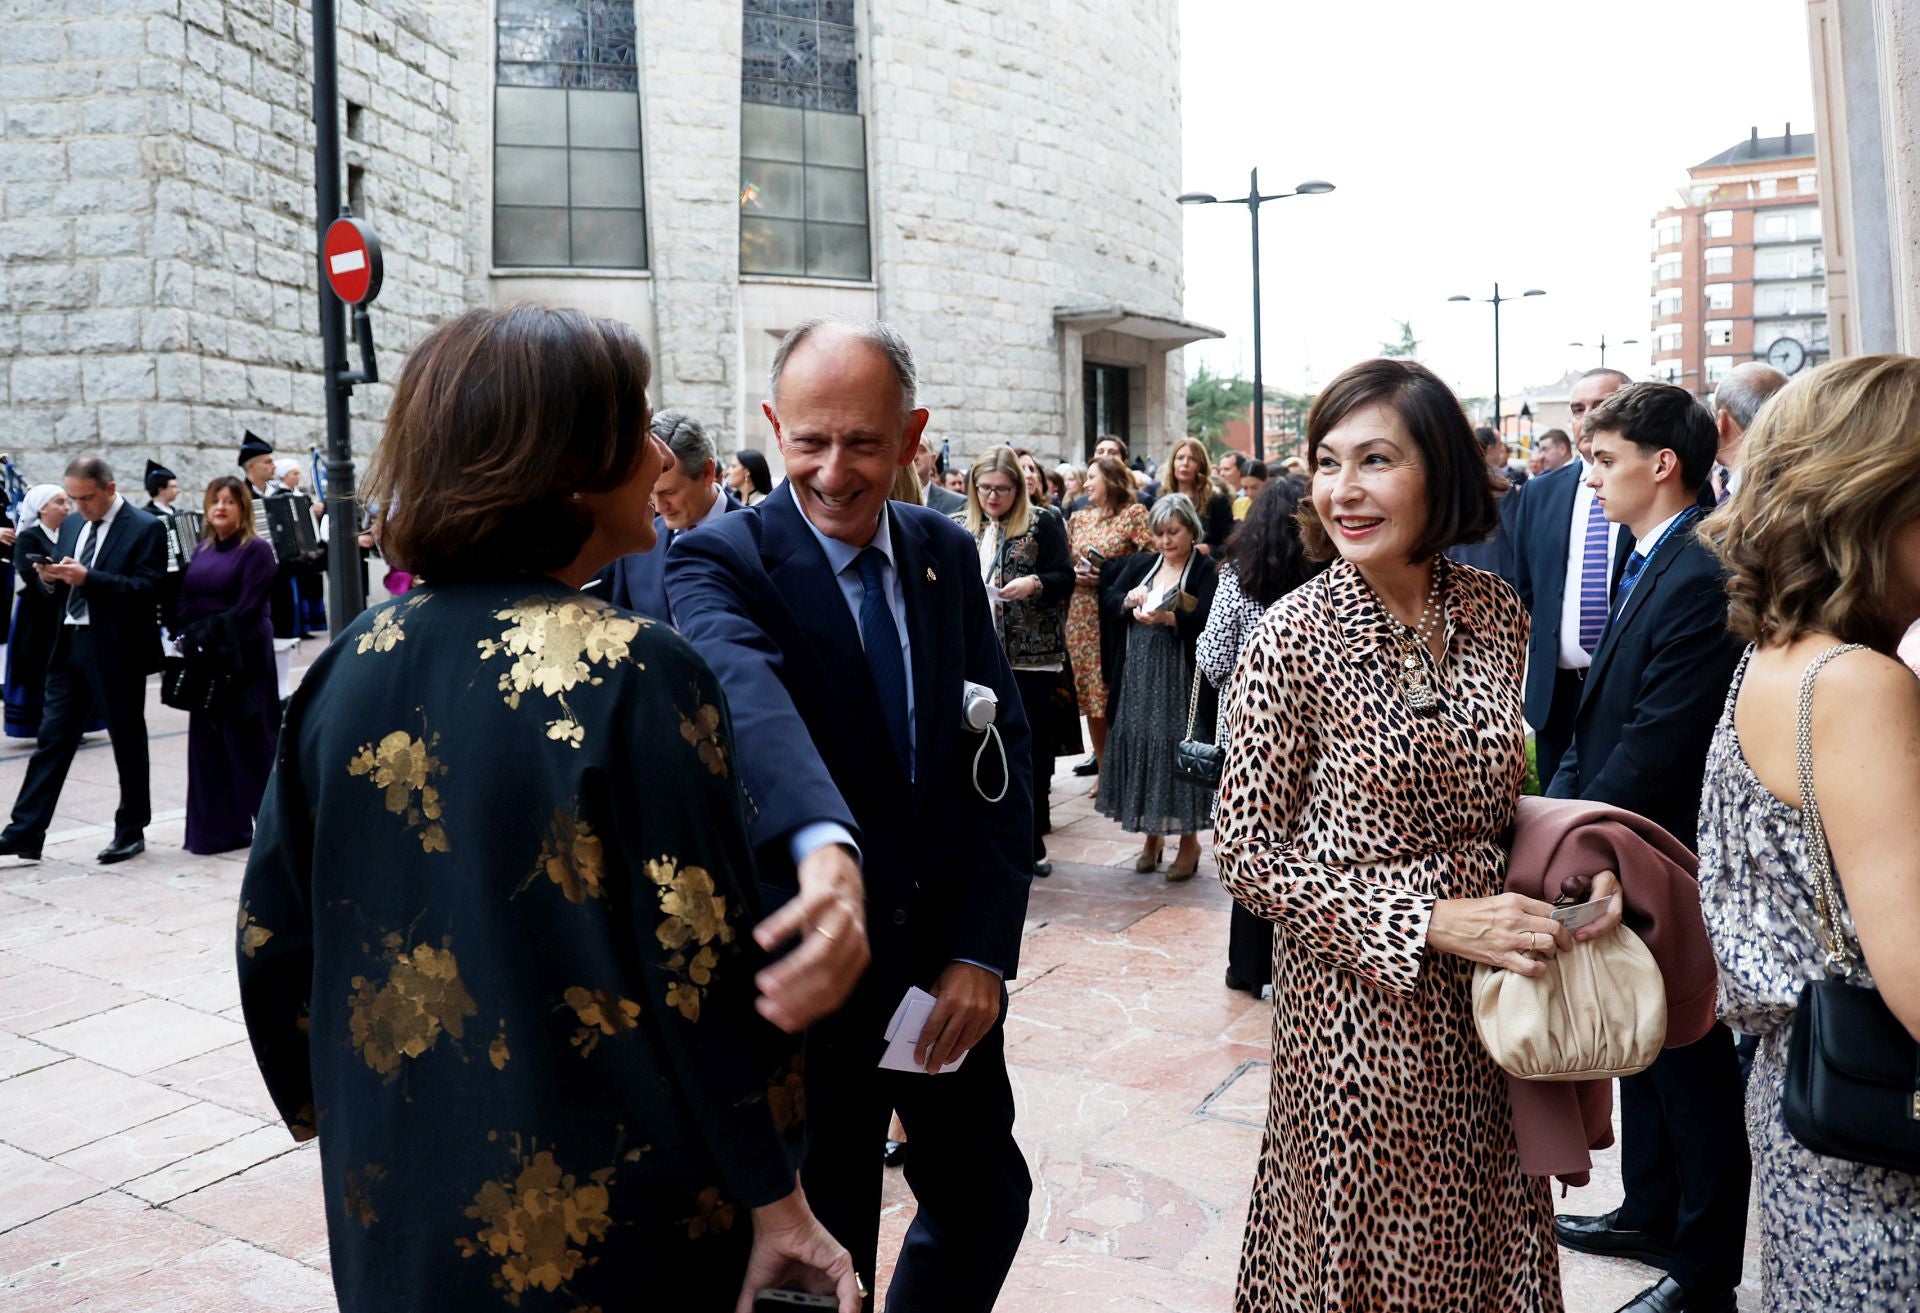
left=1694, top=354, right=1920, bottom=1310
left=1158, top=436, right=1234, bottom=553
left=1066, top=455, right=1152, bottom=783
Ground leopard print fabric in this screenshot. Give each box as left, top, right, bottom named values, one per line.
left=1214, top=557, right=1564, bottom=1312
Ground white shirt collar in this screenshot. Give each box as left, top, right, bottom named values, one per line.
left=1633, top=508, right=1687, bottom=557
left=693, top=485, right=730, bottom=531
left=799, top=500, right=896, bottom=579
left=84, top=494, right=125, bottom=535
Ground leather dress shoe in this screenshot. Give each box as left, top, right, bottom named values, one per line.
left=1613, top=1275, right=1737, bottom=1313
left=1071, top=755, right=1098, bottom=777
left=97, top=836, right=144, bottom=865
left=1553, top=1209, right=1675, bottom=1269
left=883, top=1139, right=908, bottom=1168
left=1033, top=858, right=1052, bottom=878
left=0, top=834, right=42, bottom=862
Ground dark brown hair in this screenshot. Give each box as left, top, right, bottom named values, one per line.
left=1583, top=381, right=1718, bottom=493
left=1296, top=358, right=1499, bottom=562
left=1699, top=354, right=1920, bottom=652
left=364, top=305, right=652, bottom=583
left=201, top=476, right=257, bottom=544
left=1087, top=455, right=1134, bottom=514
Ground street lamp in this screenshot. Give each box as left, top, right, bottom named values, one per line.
left=1179, top=170, right=1334, bottom=462
left=1569, top=334, right=1639, bottom=368
left=1447, top=283, right=1544, bottom=435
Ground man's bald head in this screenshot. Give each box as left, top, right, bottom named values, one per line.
left=1712, top=361, right=1789, bottom=470
left=769, top=318, right=918, bottom=419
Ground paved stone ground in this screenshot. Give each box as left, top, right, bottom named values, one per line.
left=0, top=663, right=1760, bottom=1310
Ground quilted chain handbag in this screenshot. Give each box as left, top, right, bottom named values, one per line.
left=1172, top=662, right=1222, bottom=790
left=1781, top=643, right=1920, bottom=1173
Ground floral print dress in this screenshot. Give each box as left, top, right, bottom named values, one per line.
left=1066, top=502, right=1151, bottom=716
left=237, top=579, right=797, bottom=1313
left=1213, top=559, right=1562, bottom=1311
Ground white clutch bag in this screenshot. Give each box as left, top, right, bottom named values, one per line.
left=1471, top=922, right=1667, bottom=1081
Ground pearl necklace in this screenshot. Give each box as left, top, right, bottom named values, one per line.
left=1392, top=564, right=1445, bottom=716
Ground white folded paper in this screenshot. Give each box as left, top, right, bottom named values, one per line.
left=878, top=986, right=967, bottom=1074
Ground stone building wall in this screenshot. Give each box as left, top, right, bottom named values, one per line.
left=0, top=0, right=470, bottom=494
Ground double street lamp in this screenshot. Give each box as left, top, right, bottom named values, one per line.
left=1570, top=334, right=1639, bottom=369
left=1178, top=170, right=1335, bottom=461
left=1448, top=283, right=1544, bottom=436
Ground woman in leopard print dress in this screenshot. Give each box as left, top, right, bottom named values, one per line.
left=1216, top=360, right=1610, bottom=1311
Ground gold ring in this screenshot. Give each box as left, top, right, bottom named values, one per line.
left=813, top=922, right=839, bottom=944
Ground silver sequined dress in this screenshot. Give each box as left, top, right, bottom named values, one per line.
left=1696, top=647, right=1919, bottom=1309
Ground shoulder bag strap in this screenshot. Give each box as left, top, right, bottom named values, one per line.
left=1184, top=660, right=1208, bottom=743
left=1795, top=642, right=1867, bottom=974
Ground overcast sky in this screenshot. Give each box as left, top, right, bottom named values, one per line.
left=1175, top=0, right=1817, bottom=407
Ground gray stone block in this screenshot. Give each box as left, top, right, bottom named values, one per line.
left=82, top=355, right=157, bottom=402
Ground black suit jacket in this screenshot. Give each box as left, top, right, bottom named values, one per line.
left=924, top=482, right=966, bottom=516
left=665, top=484, right=1034, bottom=1002
left=1545, top=522, right=1743, bottom=851
left=1508, top=461, right=1635, bottom=727
left=50, top=502, right=168, bottom=679
left=598, top=493, right=745, bottom=621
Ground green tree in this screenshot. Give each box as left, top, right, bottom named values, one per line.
left=1185, top=362, right=1254, bottom=447
left=1380, top=320, right=1420, bottom=359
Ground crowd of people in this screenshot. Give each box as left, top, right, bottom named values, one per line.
left=4, top=306, right=1916, bottom=1313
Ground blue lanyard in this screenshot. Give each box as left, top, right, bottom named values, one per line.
left=1615, top=506, right=1701, bottom=613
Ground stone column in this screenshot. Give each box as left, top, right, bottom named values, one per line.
left=1873, top=0, right=1920, bottom=351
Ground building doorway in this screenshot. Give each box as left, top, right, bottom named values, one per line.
left=1083, top=362, right=1130, bottom=458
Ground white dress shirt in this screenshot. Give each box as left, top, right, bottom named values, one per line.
left=63, top=493, right=126, bottom=627
left=1556, top=462, right=1623, bottom=670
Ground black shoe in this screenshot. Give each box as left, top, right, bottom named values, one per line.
left=1071, top=755, right=1098, bottom=777
left=1553, top=1209, right=1676, bottom=1270
left=97, top=836, right=144, bottom=865
left=1034, top=859, right=1051, bottom=878
left=883, top=1139, right=908, bottom=1168
left=0, top=834, right=42, bottom=862
left=1224, top=970, right=1263, bottom=996
left=1613, top=1275, right=1737, bottom=1313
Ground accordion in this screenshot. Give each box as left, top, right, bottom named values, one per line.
left=257, top=492, right=322, bottom=566
left=162, top=510, right=203, bottom=573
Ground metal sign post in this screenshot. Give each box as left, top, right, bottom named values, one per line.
left=312, top=0, right=380, bottom=639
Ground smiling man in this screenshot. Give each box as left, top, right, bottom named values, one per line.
left=1545, top=382, right=1749, bottom=1313
left=666, top=318, right=1034, bottom=1313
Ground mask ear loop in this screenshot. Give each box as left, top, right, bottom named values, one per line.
left=973, top=723, right=1008, bottom=803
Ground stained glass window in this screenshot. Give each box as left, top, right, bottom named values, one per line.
left=494, top=0, right=646, bottom=268
left=740, top=1, right=869, bottom=279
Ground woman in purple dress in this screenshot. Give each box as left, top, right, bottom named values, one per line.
left=179, top=476, right=279, bottom=854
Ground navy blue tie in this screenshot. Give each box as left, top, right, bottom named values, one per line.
left=1611, top=550, right=1648, bottom=622
left=856, top=548, right=911, bottom=777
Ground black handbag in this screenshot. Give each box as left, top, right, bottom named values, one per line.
left=1172, top=662, right=1222, bottom=790
left=1780, top=643, right=1920, bottom=1173
left=159, top=614, right=239, bottom=715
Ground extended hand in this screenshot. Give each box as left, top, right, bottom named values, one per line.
left=915, top=961, right=1002, bottom=1073
left=1427, top=892, right=1572, bottom=977
left=753, top=845, right=870, bottom=1033
left=0, top=527, right=14, bottom=548
left=37, top=557, right=87, bottom=586
left=734, top=1186, right=865, bottom=1313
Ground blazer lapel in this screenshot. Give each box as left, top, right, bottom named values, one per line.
left=887, top=510, right=944, bottom=798
left=1583, top=526, right=1688, bottom=701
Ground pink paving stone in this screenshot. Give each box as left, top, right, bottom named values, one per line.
left=0, top=1141, right=105, bottom=1233
left=12, top=922, right=200, bottom=988
left=61, top=1235, right=336, bottom=1312
left=31, top=998, right=249, bottom=1076
left=0, top=1058, right=193, bottom=1158
left=0, top=961, right=143, bottom=1033
left=0, top=1188, right=227, bottom=1304
left=0, top=1029, right=61, bottom=1081
left=147, top=1041, right=284, bottom=1125
left=163, top=1143, right=328, bottom=1265
left=0, top=892, right=110, bottom=952
left=122, top=1125, right=302, bottom=1205
left=53, top=1101, right=267, bottom=1186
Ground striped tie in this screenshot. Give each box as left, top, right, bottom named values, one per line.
left=1576, top=495, right=1610, bottom=655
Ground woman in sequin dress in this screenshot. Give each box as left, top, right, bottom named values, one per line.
left=1695, top=355, right=1920, bottom=1310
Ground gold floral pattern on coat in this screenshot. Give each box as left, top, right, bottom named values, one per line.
left=490, top=1022, right=510, bottom=1071
left=237, top=902, right=273, bottom=958
left=348, top=725, right=449, bottom=853
left=344, top=1163, right=386, bottom=1227
left=457, top=1138, right=616, bottom=1306
left=682, top=1185, right=736, bottom=1241
left=475, top=595, right=647, bottom=749
left=353, top=590, right=431, bottom=656
left=645, top=856, right=735, bottom=1022
left=519, top=806, right=606, bottom=904
left=677, top=701, right=728, bottom=778
left=563, top=986, right=642, bottom=1057
left=766, top=1053, right=806, bottom=1134
left=346, top=933, right=478, bottom=1077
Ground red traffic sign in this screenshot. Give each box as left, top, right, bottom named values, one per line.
left=323, top=216, right=383, bottom=305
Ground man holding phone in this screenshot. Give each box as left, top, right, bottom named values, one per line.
left=0, top=457, right=167, bottom=865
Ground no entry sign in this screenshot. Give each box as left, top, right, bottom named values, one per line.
left=323, top=216, right=383, bottom=305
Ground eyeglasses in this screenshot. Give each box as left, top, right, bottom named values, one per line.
left=976, top=482, right=1017, bottom=497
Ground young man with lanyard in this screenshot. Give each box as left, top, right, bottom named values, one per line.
left=1546, top=381, right=1749, bottom=1313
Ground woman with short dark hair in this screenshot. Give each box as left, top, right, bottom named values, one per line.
left=237, top=305, right=859, bottom=1313
left=178, top=476, right=278, bottom=853
left=1216, top=358, right=1600, bottom=1309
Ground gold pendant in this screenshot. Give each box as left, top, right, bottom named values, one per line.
left=1398, top=644, right=1440, bottom=715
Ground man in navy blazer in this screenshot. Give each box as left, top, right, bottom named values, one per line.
left=0, top=457, right=167, bottom=865
left=668, top=320, right=1034, bottom=1312
left=1545, top=383, right=1749, bottom=1313
left=594, top=409, right=742, bottom=622
left=1508, top=369, right=1635, bottom=783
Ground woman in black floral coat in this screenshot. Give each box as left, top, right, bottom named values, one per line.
left=237, top=306, right=861, bottom=1313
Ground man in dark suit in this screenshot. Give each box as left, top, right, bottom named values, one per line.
left=1546, top=383, right=1749, bottom=1313
left=0, top=457, right=167, bottom=864
left=1508, top=368, right=1634, bottom=783
left=912, top=435, right=966, bottom=515
left=596, top=408, right=741, bottom=622
left=669, top=319, right=1034, bottom=1312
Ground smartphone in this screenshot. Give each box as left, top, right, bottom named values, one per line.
left=754, top=1291, right=839, bottom=1311
left=23, top=552, right=52, bottom=568
left=1082, top=548, right=1106, bottom=568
